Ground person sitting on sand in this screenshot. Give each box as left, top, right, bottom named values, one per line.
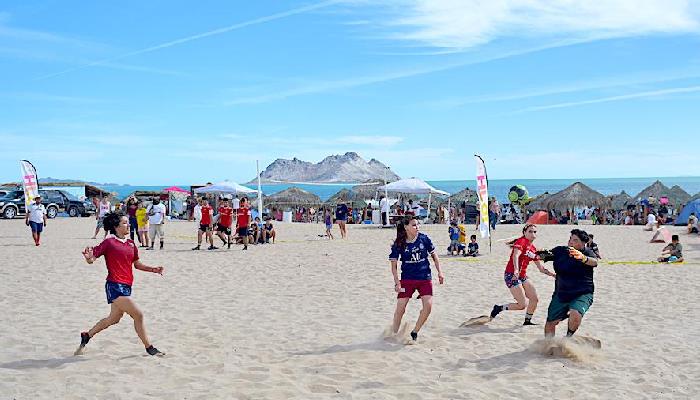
left=658, top=235, right=684, bottom=263
left=390, top=216, right=444, bottom=342
left=466, top=235, right=479, bottom=257
left=76, top=212, right=165, bottom=356
left=263, top=217, right=276, bottom=243
left=490, top=224, right=556, bottom=326
left=688, top=213, right=698, bottom=234
left=538, top=229, right=598, bottom=338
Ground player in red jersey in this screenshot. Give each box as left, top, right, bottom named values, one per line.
left=216, top=197, right=234, bottom=249
left=75, top=212, right=165, bottom=356
left=489, top=224, right=555, bottom=325
left=236, top=197, right=251, bottom=250
left=193, top=198, right=217, bottom=250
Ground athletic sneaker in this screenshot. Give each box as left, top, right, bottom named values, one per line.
left=146, top=345, right=164, bottom=356
left=192, top=245, right=200, bottom=251
left=490, top=305, right=503, bottom=319
left=74, top=332, right=91, bottom=355
left=410, top=331, right=418, bottom=341
left=523, top=320, right=537, bottom=326
left=207, top=245, right=218, bottom=250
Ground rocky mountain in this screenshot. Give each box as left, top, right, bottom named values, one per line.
left=249, top=152, right=401, bottom=183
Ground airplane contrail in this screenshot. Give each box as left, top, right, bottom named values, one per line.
left=34, top=0, right=339, bottom=80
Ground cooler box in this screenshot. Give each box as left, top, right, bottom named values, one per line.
left=371, top=210, right=381, bottom=224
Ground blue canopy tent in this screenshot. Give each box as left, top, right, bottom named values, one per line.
left=674, top=199, right=700, bottom=225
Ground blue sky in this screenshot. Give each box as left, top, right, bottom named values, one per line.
left=1, top=0, right=699, bottom=185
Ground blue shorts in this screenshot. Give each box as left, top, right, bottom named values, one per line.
left=105, top=281, right=131, bottom=304
left=29, top=221, right=43, bottom=233
left=504, top=272, right=527, bottom=289
left=325, top=223, right=332, bottom=230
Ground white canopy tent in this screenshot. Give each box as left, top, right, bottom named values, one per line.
left=378, top=178, right=449, bottom=222
left=194, top=181, right=257, bottom=195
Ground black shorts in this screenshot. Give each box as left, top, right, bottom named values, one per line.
left=199, top=224, right=212, bottom=232
left=217, top=224, right=231, bottom=235
left=238, top=227, right=249, bottom=236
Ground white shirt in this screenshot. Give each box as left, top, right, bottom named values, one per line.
left=147, top=203, right=167, bottom=224
left=28, top=203, right=46, bottom=223
left=193, top=204, right=202, bottom=221
left=647, top=213, right=656, bottom=225
left=232, top=198, right=240, bottom=209
left=380, top=198, right=389, bottom=212
left=98, top=201, right=110, bottom=218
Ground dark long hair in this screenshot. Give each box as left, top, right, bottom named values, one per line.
left=103, top=211, right=125, bottom=235
left=505, top=223, right=536, bottom=247
left=393, top=215, right=416, bottom=251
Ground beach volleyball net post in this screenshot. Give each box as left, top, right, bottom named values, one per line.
left=474, top=154, right=492, bottom=253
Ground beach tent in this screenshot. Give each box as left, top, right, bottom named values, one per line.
left=542, top=182, right=610, bottom=211
left=650, top=227, right=672, bottom=243
left=674, top=199, right=700, bottom=226
left=163, top=186, right=189, bottom=194
left=526, top=210, right=557, bottom=225
left=378, top=178, right=449, bottom=221
left=194, top=181, right=256, bottom=195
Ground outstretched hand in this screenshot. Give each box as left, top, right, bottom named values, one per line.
left=82, top=247, right=95, bottom=263
left=568, top=247, right=585, bottom=260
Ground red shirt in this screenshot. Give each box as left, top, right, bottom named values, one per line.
left=201, top=205, right=213, bottom=225
left=237, top=206, right=250, bottom=228
left=93, top=237, right=139, bottom=286
left=505, top=237, right=539, bottom=278
left=218, top=206, right=233, bottom=227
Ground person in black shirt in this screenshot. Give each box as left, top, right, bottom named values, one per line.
left=538, top=229, right=598, bottom=338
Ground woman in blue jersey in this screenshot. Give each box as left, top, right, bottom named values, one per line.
left=390, top=216, right=444, bottom=342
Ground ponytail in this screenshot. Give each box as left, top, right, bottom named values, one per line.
left=393, top=216, right=415, bottom=251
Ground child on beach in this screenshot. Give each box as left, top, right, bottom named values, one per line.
left=466, top=235, right=479, bottom=257
left=135, top=202, right=149, bottom=248
left=448, top=221, right=460, bottom=255
left=76, top=212, right=165, bottom=356
left=489, top=224, right=556, bottom=325
left=390, top=216, right=444, bottom=342
left=658, top=235, right=684, bottom=263
left=587, top=234, right=601, bottom=258
left=324, top=208, right=334, bottom=239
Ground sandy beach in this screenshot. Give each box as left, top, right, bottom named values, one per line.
left=1, top=218, right=698, bottom=399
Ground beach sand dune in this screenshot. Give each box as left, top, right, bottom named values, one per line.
left=1, top=219, right=698, bottom=399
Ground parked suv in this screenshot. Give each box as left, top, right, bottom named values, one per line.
left=41, top=190, right=96, bottom=218
left=0, top=189, right=96, bottom=219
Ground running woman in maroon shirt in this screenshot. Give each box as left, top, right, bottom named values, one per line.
left=75, top=212, right=165, bottom=356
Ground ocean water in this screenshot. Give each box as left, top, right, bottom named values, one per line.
left=102, top=177, right=700, bottom=203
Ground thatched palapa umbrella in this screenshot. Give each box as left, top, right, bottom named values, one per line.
left=635, top=180, right=690, bottom=206
left=525, top=192, right=550, bottom=211
left=326, top=188, right=367, bottom=207
left=446, top=187, right=478, bottom=205
left=609, top=190, right=632, bottom=210
left=542, top=182, right=610, bottom=211
left=265, top=187, right=321, bottom=208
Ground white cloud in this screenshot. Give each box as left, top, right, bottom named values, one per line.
left=385, top=0, right=700, bottom=49
left=338, top=135, right=404, bottom=146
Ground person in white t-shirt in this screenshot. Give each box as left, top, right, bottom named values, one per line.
left=92, top=196, right=112, bottom=239
left=643, top=211, right=657, bottom=231
left=25, top=195, right=47, bottom=246
left=146, top=198, right=167, bottom=250
left=380, top=196, right=390, bottom=225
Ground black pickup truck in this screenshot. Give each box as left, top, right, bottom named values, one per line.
left=0, top=189, right=96, bottom=219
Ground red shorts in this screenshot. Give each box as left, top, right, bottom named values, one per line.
left=398, top=279, right=433, bottom=299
